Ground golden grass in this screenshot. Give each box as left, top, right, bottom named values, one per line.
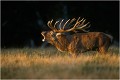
left=1, top=46, right=119, bottom=79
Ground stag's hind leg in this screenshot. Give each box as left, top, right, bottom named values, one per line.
left=98, top=41, right=110, bottom=54
left=98, top=45, right=109, bottom=54
left=98, top=47, right=106, bottom=54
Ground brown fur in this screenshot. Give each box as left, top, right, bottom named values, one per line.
left=41, top=31, right=113, bottom=57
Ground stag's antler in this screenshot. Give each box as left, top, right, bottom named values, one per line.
left=47, top=17, right=91, bottom=33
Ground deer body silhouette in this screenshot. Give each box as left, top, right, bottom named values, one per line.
left=41, top=17, right=113, bottom=57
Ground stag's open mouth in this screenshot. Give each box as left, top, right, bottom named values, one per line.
left=41, top=32, right=46, bottom=42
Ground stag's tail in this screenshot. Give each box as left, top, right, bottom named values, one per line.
left=105, top=34, right=113, bottom=43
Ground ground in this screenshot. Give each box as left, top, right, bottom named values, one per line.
left=1, top=46, right=119, bottom=79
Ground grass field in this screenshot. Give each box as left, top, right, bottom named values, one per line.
left=1, top=46, right=119, bottom=79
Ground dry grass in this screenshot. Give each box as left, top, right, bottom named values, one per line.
left=1, top=46, right=119, bottom=79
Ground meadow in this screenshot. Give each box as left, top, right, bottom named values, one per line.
left=1, top=46, right=119, bottom=79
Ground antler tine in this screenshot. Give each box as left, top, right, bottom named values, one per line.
left=82, top=24, right=91, bottom=29
left=76, top=17, right=81, bottom=22
left=54, top=21, right=59, bottom=28
left=80, top=29, right=89, bottom=32
left=59, top=19, right=64, bottom=30
left=47, top=21, right=50, bottom=27
left=78, top=19, right=86, bottom=27
left=62, top=17, right=81, bottom=32
left=74, top=18, right=85, bottom=28
left=47, top=20, right=54, bottom=30
left=47, top=19, right=58, bottom=32
left=77, top=22, right=90, bottom=29
left=78, top=18, right=84, bottom=23
left=66, top=18, right=76, bottom=29
left=50, top=19, right=53, bottom=27
left=70, top=18, right=76, bottom=24
left=72, top=17, right=82, bottom=29
left=62, top=19, right=70, bottom=30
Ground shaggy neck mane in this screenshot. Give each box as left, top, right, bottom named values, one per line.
left=52, top=35, right=69, bottom=52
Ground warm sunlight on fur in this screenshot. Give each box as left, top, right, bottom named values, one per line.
left=41, top=17, right=113, bottom=57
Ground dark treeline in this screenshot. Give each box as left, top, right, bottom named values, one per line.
left=1, top=1, right=119, bottom=48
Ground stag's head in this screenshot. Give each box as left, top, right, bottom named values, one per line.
left=41, top=31, right=56, bottom=44
left=41, top=17, right=91, bottom=44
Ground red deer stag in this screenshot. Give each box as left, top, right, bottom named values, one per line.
left=41, top=17, right=113, bottom=57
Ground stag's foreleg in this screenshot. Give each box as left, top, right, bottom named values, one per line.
left=98, top=46, right=107, bottom=54
left=68, top=47, right=79, bottom=58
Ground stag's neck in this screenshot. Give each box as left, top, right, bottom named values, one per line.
left=52, top=35, right=69, bottom=52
